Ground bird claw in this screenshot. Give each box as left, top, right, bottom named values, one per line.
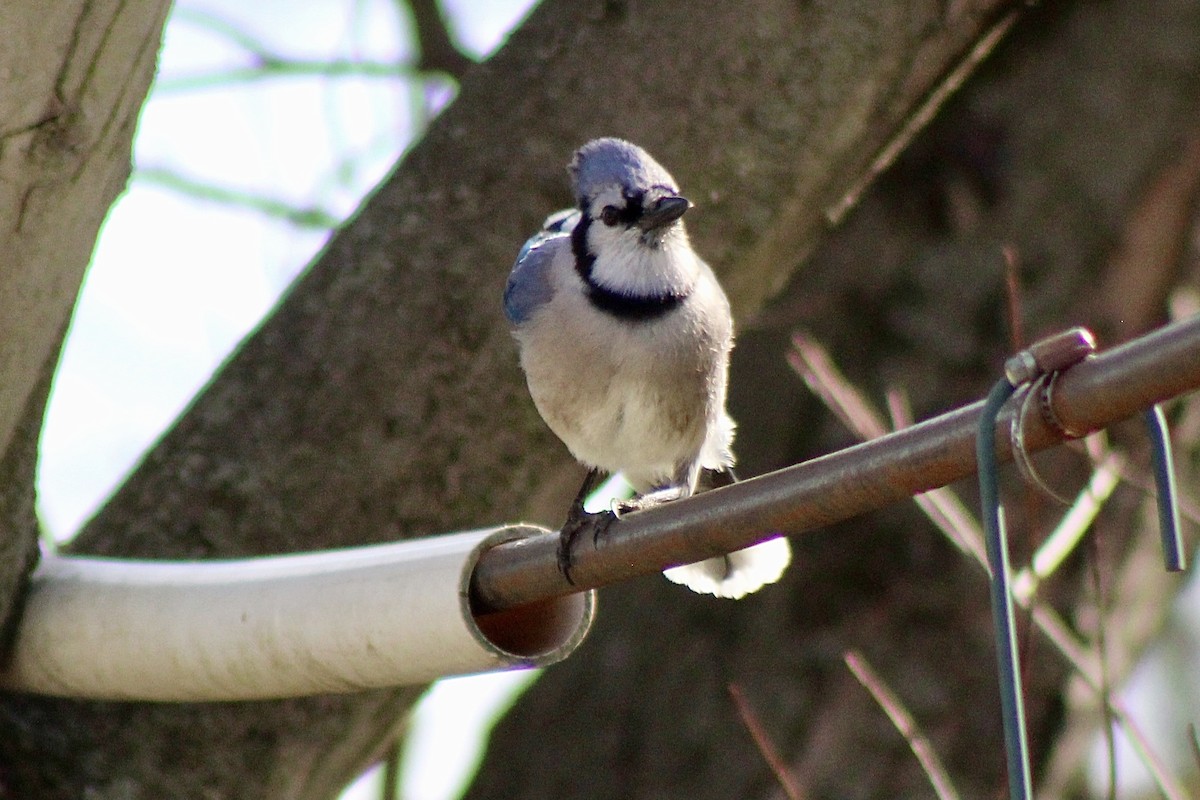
left=611, top=487, right=679, bottom=518
left=557, top=509, right=618, bottom=585
left=609, top=498, right=640, bottom=518
left=554, top=471, right=685, bottom=584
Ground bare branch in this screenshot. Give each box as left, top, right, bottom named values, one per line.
left=406, top=0, right=474, bottom=81
left=135, top=166, right=342, bottom=229
left=728, top=683, right=805, bottom=800
left=161, top=6, right=452, bottom=92
left=155, top=60, right=418, bottom=93
left=843, top=651, right=962, bottom=800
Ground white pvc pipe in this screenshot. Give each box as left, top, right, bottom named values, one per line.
left=0, top=526, right=594, bottom=701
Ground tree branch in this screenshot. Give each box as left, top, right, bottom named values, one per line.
left=406, top=0, right=474, bottom=81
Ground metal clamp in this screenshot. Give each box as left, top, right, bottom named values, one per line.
left=982, top=327, right=1096, bottom=800
left=979, top=326, right=1188, bottom=800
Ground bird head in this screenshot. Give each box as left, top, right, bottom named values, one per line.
left=570, top=138, right=692, bottom=249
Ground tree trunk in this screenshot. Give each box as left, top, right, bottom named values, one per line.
left=0, top=0, right=169, bottom=662
left=7, top=0, right=1194, bottom=797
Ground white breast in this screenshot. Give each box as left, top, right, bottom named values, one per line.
left=514, top=247, right=733, bottom=492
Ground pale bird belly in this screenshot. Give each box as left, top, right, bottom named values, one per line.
left=566, top=383, right=707, bottom=482
left=520, top=331, right=709, bottom=484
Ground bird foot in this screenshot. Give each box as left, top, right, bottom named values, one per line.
left=610, top=498, right=641, bottom=518
left=613, top=485, right=684, bottom=516
left=557, top=508, right=617, bottom=585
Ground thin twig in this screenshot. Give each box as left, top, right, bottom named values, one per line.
left=728, top=682, right=804, bottom=800
left=1030, top=602, right=1186, bottom=800
left=791, top=337, right=989, bottom=563
left=843, top=650, right=962, bottom=800
left=171, top=7, right=281, bottom=58
left=135, top=166, right=342, bottom=229
left=787, top=332, right=888, bottom=439
left=1003, top=245, right=1025, bottom=351
left=886, top=388, right=990, bottom=567
left=827, top=9, right=1021, bottom=223
left=157, top=60, right=418, bottom=93
left=1010, top=451, right=1123, bottom=604
left=160, top=5, right=457, bottom=93
left=1085, top=531, right=1118, bottom=800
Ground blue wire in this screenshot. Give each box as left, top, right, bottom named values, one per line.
left=977, top=378, right=1033, bottom=800
left=1144, top=405, right=1187, bottom=572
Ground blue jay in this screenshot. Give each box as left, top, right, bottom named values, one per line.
left=504, top=138, right=791, bottom=598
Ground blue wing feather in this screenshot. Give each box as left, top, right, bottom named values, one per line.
left=503, top=210, right=579, bottom=325
left=504, top=237, right=560, bottom=325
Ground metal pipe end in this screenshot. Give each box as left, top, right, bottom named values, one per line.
left=462, top=526, right=595, bottom=667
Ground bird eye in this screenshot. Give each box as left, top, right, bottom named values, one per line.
left=599, top=205, right=620, bottom=227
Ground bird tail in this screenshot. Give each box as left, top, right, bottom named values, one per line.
left=662, top=536, right=791, bottom=599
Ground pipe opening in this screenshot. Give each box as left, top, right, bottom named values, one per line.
left=461, top=527, right=594, bottom=665
left=470, top=593, right=590, bottom=658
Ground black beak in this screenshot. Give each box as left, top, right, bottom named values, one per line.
left=637, top=194, right=691, bottom=231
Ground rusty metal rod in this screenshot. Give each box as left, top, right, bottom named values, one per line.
left=471, top=316, right=1200, bottom=614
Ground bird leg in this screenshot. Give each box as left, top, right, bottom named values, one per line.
left=557, top=467, right=738, bottom=583
left=606, top=465, right=736, bottom=521
left=557, top=468, right=616, bottom=584
left=705, top=466, right=738, bottom=490
left=612, top=463, right=733, bottom=515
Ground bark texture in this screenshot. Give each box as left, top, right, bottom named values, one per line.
left=0, top=0, right=169, bottom=662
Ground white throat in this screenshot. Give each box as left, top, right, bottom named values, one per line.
left=586, top=225, right=698, bottom=298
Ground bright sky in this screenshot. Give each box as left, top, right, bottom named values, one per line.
left=35, top=1, right=538, bottom=798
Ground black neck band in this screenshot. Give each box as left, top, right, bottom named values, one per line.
left=571, top=213, right=687, bottom=322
